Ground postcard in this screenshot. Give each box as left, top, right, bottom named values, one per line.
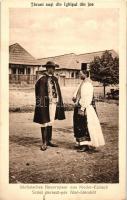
left=0, top=0, right=126, bottom=199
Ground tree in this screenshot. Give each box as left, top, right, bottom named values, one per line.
left=90, top=50, right=119, bottom=98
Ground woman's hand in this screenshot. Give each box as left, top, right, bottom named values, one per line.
left=78, top=109, right=84, bottom=116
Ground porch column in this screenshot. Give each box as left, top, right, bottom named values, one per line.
left=16, top=68, right=18, bottom=75
left=32, top=67, right=34, bottom=75
left=9, top=68, right=11, bottom=74
left=24, top=67, right=26, bottom=75
left=70, top=71, right=71, bottom=78
left=74, top=72, right=76, bottom=78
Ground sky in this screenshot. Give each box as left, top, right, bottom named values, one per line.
left=9, top=8, right=119, bottom=58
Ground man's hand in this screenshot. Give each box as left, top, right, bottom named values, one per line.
left=72, top=97, right=76, bottom=103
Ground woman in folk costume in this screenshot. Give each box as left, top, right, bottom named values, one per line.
left=33, top=61, right=65, bottom=151
left=72, top=63, right=105, bottom=152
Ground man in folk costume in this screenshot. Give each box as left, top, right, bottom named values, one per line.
left=33, top=61, right=65, bottom=151
left=72, top=63, right=105, bottom=152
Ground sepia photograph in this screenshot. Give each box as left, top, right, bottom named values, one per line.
left=9, top=7, right=120, bottom=184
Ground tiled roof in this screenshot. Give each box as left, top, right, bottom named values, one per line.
left=9, top=43, right=41, bottom=66
left=38, top=53, right=79, bottom=70
left=77, top=50, right=118, bottom=63
left=38, top=50, right=118, bottom=70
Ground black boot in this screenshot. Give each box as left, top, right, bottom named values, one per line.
left=40, top=127, right=47, bottom=151
left=47, top=126, right=58, bottom=147
left=47, top=126, right=52, bottom=141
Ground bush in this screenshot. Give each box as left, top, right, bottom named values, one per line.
left=106, top=89, right=119, bottom=100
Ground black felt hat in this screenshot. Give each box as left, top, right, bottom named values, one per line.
left=42, top=61, right=59, bottom=68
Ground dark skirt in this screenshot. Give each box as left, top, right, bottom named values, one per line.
left=73, top=105, right=91, bottom=143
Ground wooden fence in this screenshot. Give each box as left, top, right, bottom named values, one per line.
left=9, top=74, right=101, bottom=87
left=9, top=74, right=81, bottom=86
left=58, top=76, right=81, bottom=86
left=9, top=74, right=38, bottom=84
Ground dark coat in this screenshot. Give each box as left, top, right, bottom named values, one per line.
left=33, top=74, right=65, bottom=124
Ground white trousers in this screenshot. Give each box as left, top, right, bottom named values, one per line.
left=41, top=102, right=56, bottom=127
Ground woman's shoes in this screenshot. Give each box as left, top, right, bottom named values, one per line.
left=77, top=145, right=89, bottom=152
left=74, top=144, right=80, bottom=149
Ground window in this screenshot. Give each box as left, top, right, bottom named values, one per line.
left=18, top=68, right=24, bottom=74
left=26, top=68, right=31, bottom=74
left=12, top=68, right=16, bottom=74
left=71, top=72, right=74, bottom=78
left=76, top=71, right=79, bottom=78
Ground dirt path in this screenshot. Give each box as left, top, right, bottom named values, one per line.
left=9, top=103, right=118, bottom=183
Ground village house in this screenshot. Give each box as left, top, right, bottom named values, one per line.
left=38, top=49, right=118, bottom=86
left=9, top=43, right=41, bottom=84
left=9, top=43, right=118, bottom=86
left=38, top=53, right=80, bottom=78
